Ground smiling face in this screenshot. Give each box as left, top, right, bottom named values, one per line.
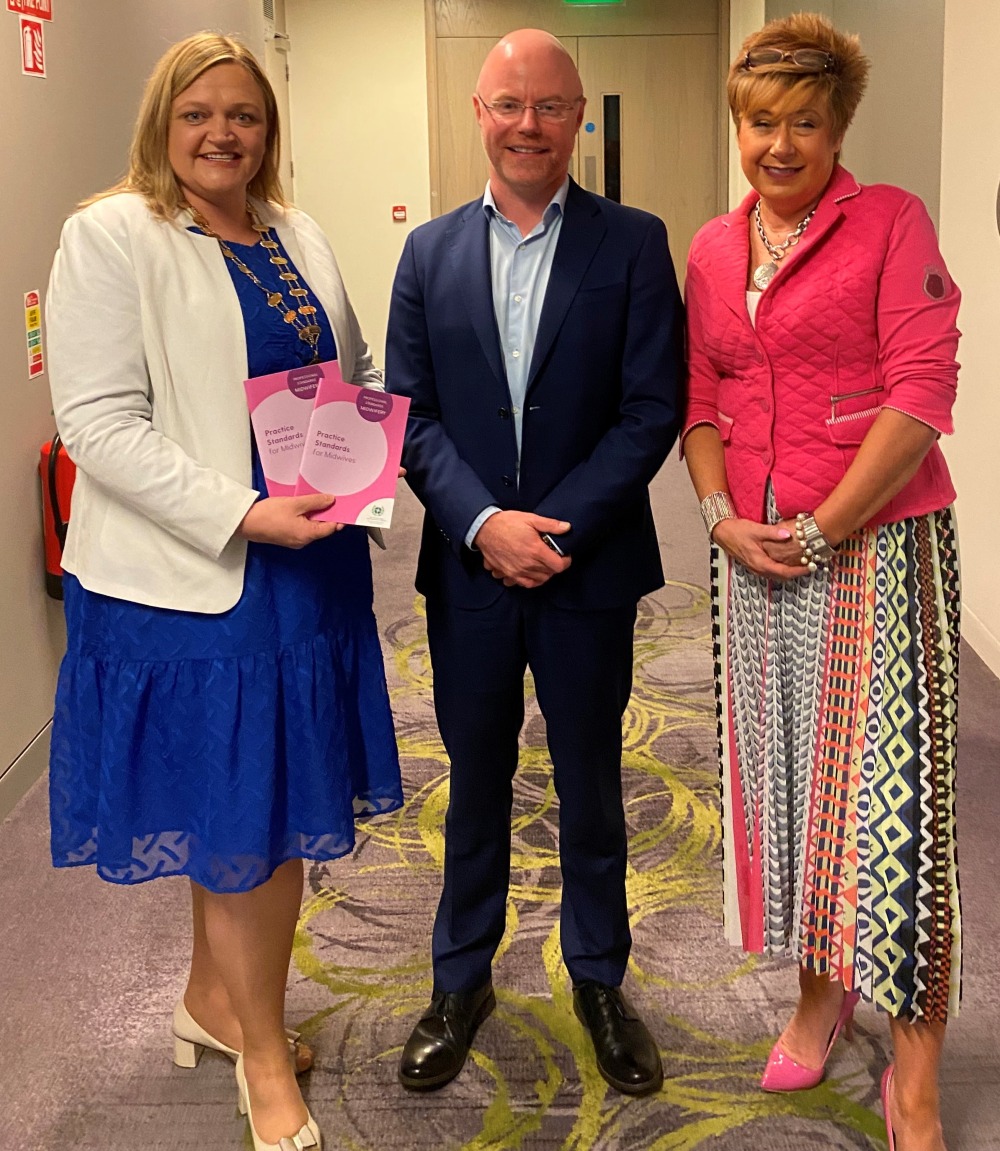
left=737, top=86, right=843, bottom=220
left=474, top=30, right=584, bottom=216
left=167, top=61, right=267, bottom=216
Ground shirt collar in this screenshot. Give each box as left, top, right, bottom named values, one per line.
left=482, top=176, right=570, bottom=225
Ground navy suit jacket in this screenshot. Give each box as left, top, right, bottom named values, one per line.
left=385, top=179, right=685, bottom=611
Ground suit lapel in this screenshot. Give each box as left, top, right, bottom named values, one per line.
left=447, top=202, right=506, bottom=388
left=714, top=206, right=755, bottom=323
left=526, top=182, right=606, bottom=390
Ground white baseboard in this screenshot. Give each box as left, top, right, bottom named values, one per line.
left=963, top=607, right=1000, bottom=679
left=0, top=722, right=50, bottom=822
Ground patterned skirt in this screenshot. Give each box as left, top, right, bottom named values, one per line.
left=712, top=495, right=962, bottom=1022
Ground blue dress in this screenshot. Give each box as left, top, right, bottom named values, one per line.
left=49, top=233, right=403, bottom=893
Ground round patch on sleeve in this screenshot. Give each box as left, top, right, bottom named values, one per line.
left=923, top=268, right=947, bottom=300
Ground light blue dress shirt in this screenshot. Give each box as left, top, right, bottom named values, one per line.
left=464, top=177, right=570, bottom=548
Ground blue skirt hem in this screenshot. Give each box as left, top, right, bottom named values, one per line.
left=50, top=797, right=403, bottom=894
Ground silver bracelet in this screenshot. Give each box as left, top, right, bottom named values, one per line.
left=700, top=491, right=737, bottom=539
left=794, top=512, right=837, bottom=571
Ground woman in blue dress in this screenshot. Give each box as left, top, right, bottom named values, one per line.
left=45, top=33, right=402, bottom=1151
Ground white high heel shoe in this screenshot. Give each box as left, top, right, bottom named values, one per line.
left=172, top=999, right=308, bottom=1072
left=235, top=1052, right=322, bottom=1151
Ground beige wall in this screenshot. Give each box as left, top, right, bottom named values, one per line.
left=939, top=0, right=1000, bottom=675
left=0, top=0, right=263, bottom=815
left=727, top=0, right=944, bottom=220
left=286, top=0, right=432, bottom=367
left=832, top=0, right=944, bottom=225
left=727, top=0, right=765, bottom=208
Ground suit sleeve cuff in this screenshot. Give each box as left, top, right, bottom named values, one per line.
left=465, top=506, right=501, bottom=550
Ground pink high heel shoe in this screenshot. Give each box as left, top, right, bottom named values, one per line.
left=881, top=1064, right=896, bottom=1151
left=760, top=989, right=861, bottom=1092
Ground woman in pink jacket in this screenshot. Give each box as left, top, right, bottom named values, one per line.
left=683, top=14, right=960, bottom=1151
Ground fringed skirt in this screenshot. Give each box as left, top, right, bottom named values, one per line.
left=712, top=493, right=961, bottom=1022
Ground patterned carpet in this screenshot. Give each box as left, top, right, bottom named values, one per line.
left=3, top=460, right=996, bottom=1150
left=289, top=570, right=891, bottom=1151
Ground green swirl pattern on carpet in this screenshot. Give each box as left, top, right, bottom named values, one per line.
left=286, top=580, right=890, bottom=1150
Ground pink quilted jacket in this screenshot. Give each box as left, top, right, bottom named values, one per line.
left=682, top=165, right=960, bottom=526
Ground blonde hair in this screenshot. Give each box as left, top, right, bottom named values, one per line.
left=728, top=12, right=870, bottom=141
left=83, top=32, right=285, bottom=219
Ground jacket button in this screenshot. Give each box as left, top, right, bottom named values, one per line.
left=755, top=349, right=764, bottom=363
left=498, top=407, right=509, bottom=419
left=502, top=475, right=514, bottom=487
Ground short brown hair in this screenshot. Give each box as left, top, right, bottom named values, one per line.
left=727, top=13, right=870, bottom=141
left=84, top=32, right=285, bottom=219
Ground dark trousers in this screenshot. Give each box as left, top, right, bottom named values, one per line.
left=425, top=591, right=637, bottom=992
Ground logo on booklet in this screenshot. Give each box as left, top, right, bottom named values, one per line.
left=287, top=364, right=324, bottom=400
left=356, top=390, right=393, bottom=423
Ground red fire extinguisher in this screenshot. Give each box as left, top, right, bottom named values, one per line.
left=39, top=433, right=76, bottom=600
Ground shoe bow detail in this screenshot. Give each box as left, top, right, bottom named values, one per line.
left=278, top=1131, right=318, bottom=1151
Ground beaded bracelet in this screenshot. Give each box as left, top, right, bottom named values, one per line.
left=794, top=512, right=837, bottom=571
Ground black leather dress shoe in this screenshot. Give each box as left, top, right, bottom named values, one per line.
left=399, top=982, right=496, bottom=1090
left=573, top=982, right=663, bottom=1095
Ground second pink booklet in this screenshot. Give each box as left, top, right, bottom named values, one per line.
left=295, top=361, right=410, bottom=528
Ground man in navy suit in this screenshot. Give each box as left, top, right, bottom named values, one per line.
left=387, top=28, right=683, bottom=1096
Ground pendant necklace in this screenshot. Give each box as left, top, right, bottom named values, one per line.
left=752, top=200, right=816, bottom=291
left=185, top=202, right=324, bottom=363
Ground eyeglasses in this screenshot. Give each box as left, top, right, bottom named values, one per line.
left=742, top=48, right=836, bottom=74
left=476, top=95, right=583, bottom=123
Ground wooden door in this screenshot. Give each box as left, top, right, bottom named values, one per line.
left=577, top=36, right=719, bottom=283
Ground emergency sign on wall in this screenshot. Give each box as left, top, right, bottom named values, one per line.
left=25, top=290, right=44, bottom=379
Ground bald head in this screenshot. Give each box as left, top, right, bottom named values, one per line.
left=477, top=28, right=582, bottom=101
left=473, top=28, right=585, bottom=223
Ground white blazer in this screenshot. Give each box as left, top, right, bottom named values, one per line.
left=47, top=192, right=382, bottom=613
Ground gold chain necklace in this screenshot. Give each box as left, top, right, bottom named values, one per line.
left=185, top=202, right=323, bottom=363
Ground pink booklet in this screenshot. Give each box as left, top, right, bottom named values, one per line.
left=295, top=362, right=410, bottom=528
left=244, top=360, right=330, bottom=497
